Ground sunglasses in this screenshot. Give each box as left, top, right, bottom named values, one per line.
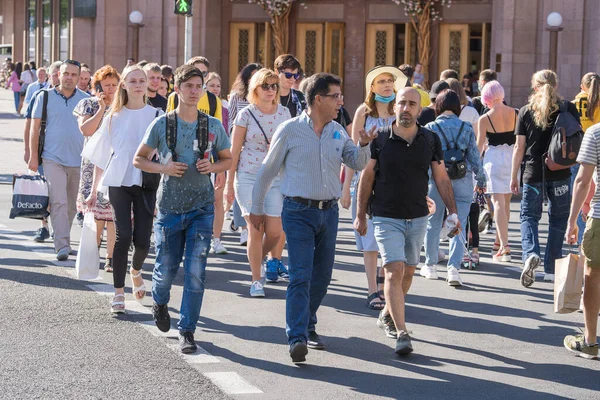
left=62, top=59, right=81, bottom=68
left=280, top=71, right=300, bottom=80
left=261, top=83, right=279, bottom=91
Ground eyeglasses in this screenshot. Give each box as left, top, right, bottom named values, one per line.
left=280, top=71, right=300, bottom=80
left=201, top=71, right=209, bottom=77
left=62, top=59, right=81, bottom=68
left=375, top=78, right=395, bottom=85
left=260, top=83, right=279, bottom=91
left=321, top=93, right=344, bottom=100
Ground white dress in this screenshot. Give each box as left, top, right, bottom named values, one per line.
left=482, top=114, right=515, bottom=194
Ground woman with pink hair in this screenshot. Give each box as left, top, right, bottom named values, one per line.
left=476, top=81, right=516, bottom=262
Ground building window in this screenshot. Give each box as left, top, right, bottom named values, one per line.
left=41, top=0, right=52, bottom=67
left=59, top=0, right=70, bottom=60
left=27, top=0, right=36, bottom=62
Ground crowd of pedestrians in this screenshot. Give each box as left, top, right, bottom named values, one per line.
left=12, top=54, right=599, bottom=362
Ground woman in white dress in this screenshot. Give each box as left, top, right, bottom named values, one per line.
left=476, top=81, right=516, bottom=262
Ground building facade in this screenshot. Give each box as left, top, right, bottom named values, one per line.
left=1, top=0, right=599, bottom=111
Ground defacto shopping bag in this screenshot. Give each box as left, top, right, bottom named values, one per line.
left=554, top=251, right=584, bottom=314
left=9, top=174, right=50, bottom=220
left=75, top=213, right=100, bottom=280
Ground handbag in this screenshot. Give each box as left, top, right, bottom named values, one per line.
left=75, top=213, right=100, bottom=280
left=141, top=154, right=161, bottom=190
left=554, top=249, right=584, bottom=313
left=9, top=173, right=50, bottom=220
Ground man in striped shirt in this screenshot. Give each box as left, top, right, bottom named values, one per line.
left=565, top=124, right=600, bottom=360
left=250, top=73, right=376, bottom=363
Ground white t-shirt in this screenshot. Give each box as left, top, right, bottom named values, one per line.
left=85, top=105, right=162, bottom=188
left=459, top=104, right=479, bottom=128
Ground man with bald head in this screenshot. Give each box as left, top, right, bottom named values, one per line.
left=354, top=88, right=458, bottom=356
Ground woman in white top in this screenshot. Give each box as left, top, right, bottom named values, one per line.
left=85, top=65, right=162, bottom=313
left=225, top=68, right=291, bottom=297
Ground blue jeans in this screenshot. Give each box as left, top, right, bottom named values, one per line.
left=521, top=179, right=571, bottom=274
left=570, top=164, right=586, bottom=245
left=424, top=175, right=473, bottom=270
left=152, top=205, right=214, bottom=333
left=282, top=197, right=338, bottom=345
left=13, top=91, right=20, bottom=112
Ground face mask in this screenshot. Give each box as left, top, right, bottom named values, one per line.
left=374, top=93, right=396, bottom=104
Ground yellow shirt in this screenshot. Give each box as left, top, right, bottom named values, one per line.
left=573, top=91, right=600, bottom=133
left=166, top=91, right=223, bottom=122
left=413, top=85, right=430, bottom=108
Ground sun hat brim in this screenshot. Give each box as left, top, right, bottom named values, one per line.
left=365, top=66, right=408, bottom=94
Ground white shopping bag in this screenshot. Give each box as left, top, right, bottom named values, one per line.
left=75, top=213, right=100, bottom=280
left=9, top=173, right=50, bottom=220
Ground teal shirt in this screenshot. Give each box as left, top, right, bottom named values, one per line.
left=143, top=114, right=230, bottom=214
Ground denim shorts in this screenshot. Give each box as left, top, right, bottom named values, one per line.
left=372, top=215, right=428, bottom=266
left=235, top=171, right=283, bottom=217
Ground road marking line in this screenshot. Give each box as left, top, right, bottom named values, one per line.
left=203, top=372, right=263, bottom=394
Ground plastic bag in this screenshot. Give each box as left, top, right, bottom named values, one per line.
left=75, top=213, right=100, bottom=280
left=9, top=173, right=50, bottom=220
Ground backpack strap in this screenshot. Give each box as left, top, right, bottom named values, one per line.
left=197, top=111, right=209, bottom=159
left=455, top=121, right=466, bottom=146
left=173, top=93, right=179, bottom=109
left=434, top=121, right=454, bottom=149
left=166, top=111, right=178, bottom=161
left=38, top=89, right=49, bottom=164
left=207, top=91, right=217, bottom=117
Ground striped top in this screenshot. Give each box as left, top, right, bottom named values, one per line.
left=251, top=111, right=371, bottom=214
left=576, top=123, right=600, bottom=218
left=228, top=93, right=250, bottom=135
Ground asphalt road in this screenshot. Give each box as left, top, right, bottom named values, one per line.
left=0, top=88, right=598, bottom=400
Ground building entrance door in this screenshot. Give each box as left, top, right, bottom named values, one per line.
left=296, top=23, right=345, bottom=80
left=439, top=23, right=491, bottom=84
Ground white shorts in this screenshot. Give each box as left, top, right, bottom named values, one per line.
left=235, top=171, right=283, bottom=218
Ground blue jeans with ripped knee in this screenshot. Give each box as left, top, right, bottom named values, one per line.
left=152, top=204, right=214, bottom=333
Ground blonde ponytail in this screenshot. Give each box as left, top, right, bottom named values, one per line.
left=527, top=69, right=561, bottom=130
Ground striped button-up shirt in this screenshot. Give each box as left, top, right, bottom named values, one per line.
left=251, top=111, right=370, bottom=214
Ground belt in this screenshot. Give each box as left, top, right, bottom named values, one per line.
left=289, top=197, right=337, bottom=210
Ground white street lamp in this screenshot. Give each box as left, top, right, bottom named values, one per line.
left=546, top=12, right=563, bottom=72
left=128, top=11, right=144, bottom=63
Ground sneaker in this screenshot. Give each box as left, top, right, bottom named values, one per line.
left=211, top=238, right=228, bottom=255
left=438, top=249, right=447, bottom=263
left=478, top=209, right=491, bottom=232
left=33, top=227, right=50, bottom=243
left=250, top=280, right=265, bottom=297
left=276, top=260, right=290, bottom=280
left=419, top=265, right=438, bottom=280
left=289, top=340, right=308, bottom=363
left=564, top=334, right=599, bottom=359
left=76, top=211, right=84, bottom=227
left=265, top=258, right=280, bottom=283
left=240, top=229, right=248, bottom=246
left=520, top=254, right=540, bottom=288
left=307, top=331, right=325, bottom=350
left=543, top=273, right=554, bottom=282
left=179, top=331, right=198, bottom=354
left=152, top=303, right=171, bottom=333
left=483, top=221, right=495, bottom=235
left=395, top=330, right=413, bottom=356
left=56, top=247, right=70, bottom=261
left=377, top=310, right=398, bottom=339
left=447, top=266, right=462, bottom=286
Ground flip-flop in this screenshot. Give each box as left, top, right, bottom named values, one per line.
left=367, top=292, right=385, bottom=310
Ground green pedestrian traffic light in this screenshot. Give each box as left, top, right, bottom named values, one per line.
left=174, top=0, right=192, bottom=16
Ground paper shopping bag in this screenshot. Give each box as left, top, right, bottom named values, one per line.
left=75, top=213, right=100, bottom=280
left=554, top=252, right=584, bottom=314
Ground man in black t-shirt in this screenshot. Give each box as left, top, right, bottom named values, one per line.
left=417, top=80, right=449, bottom=126
left=355, top=88, right=459, bottom=357
left=144, top=63, right=168, bottom=111
left=275, top=54, right=307, bottom=118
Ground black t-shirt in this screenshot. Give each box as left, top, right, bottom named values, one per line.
left=417, top=106, right=436, bottom=126
left=371, top=127, right=444, bottom=219
left=515, top=101, right=581, bottom=184
left=279, top=89, right=306, bottom=118
left=148, top=94, right=168, bottom=112
left=334, top=107, right=353, bottom=129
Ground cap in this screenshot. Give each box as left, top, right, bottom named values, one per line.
left=429, top=80, right=450, bottom=99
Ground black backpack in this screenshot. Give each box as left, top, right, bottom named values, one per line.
left=544, top=101, right=584, bottom=171
left=434, top=121, right=468, bottom=180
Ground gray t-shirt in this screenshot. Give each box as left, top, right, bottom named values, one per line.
left=32, top=88, right=90, bottom=167
left=143, top=113, right=230, bottom=214
left=576, top=124, right=600, bottom=219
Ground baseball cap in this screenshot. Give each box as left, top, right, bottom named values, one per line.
left=429, top=80, right=450, bottom=100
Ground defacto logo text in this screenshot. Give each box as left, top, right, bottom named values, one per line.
left=18, top=202, right=44, bottom=209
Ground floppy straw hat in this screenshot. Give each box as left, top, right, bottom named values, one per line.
left=365, top=65, right=408, bottom=94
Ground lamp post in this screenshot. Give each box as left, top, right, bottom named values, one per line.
left=546, top=12, right=563, bottom=72
left=129, top=11, right=144, bottom=63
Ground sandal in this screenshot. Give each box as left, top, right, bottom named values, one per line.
left=376, top=266, right=386, bottom=302
left=367, top=292, right=385, bottom=310
left=111, top=294, right=125, bottom=314
left=130, top=269, right=146, bottom=300
left=492, top=242, right=500, bottom=252
left=103, top=258, right=113, bottom=273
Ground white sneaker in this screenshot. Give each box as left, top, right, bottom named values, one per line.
left=240, top=229, right=248, bottom=246
left=250, top=280, right=265, bottom=297
left=543, top=273, right=554, bottom=282
left=419, top=265, right=438, bottom=280
left=520, top=254, right=540, bottom=288
left=438, top=250, right=447, bottom=263
left=211, top=238, right=228, bottom=254
left=447, top=266, right=463, bottom=286
left=478, top=209, right=491, bottom=232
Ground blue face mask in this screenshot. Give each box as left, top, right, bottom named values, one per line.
left=374, top=93, right=396, bottom=104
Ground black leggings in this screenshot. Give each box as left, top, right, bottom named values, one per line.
left=466, top=203, right=480, bottom=248
left=108, top=185, right=156, bottom=289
